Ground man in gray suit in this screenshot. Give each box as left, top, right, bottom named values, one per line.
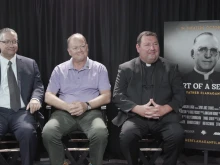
left=0, top=28, right=44, bottom=165
left=113, top=31, right=186, bottom=165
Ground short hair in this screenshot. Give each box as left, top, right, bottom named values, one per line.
left=193, top=32, right=216, bottom=45
left=67, top=33, right=87, bottom=47
left=0, top=28, right=17, bottom=41
left=137, top=31, right=158, bottom=45
left=191, top=32, right=219, bottom=56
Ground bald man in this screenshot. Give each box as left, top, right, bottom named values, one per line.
left=42, top=33, right=111, bottom=165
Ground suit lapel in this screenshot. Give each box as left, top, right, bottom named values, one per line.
left=152, top=58, right=164, bottom=101
left=16, top=56, right=22, bottom=90
left=134, top=58, right=143, bottom=101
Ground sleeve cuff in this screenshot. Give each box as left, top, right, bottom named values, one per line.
left=31, top=98, right=41, bottom=105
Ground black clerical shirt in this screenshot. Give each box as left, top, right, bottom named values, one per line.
left=141, top=60, right=156, bottom=104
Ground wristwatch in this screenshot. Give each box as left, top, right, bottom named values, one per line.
left=86, top=102, right=92, bottom=110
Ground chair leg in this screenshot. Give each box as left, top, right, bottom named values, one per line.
left=148, top=151, right=161, bottom=165
left=64, top=145, right=89, bottom=165
left=148, top=143, right=163, bottom=165
left=139, top=151, right=150, bottom=165
left=0, top=153, right=9, bottom=165
left=8, top=153, right=19, bottom=165
left=76, top=152, right=89, bottom=165
left=64, top=145, right=77, bottom=164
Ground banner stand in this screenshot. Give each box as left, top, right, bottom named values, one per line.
left=204, top=150, right=208, bottom=165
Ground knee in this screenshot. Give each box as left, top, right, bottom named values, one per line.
left=119, top=130, right=138, bottom=148
left=173, top=127, right=184, bottom=143
left=17, top=126, right=37, bottom=141
left=165, top=124, right=184, bottom=144
left=42, top=124, right=58, bottom=142
left=89, top=127, right=108, bottom=142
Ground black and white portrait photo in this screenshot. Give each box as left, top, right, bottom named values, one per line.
left=164, top=21, right=220, bottom=150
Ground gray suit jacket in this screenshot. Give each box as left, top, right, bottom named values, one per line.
left=112, top=57, right=186, bottom=126
left=0, top=54, right=44, bottom=106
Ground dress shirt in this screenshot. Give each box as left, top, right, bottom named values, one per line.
left=0, top=54, right=25, bottom=109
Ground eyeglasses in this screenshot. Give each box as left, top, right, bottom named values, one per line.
left=197, top=47, right=219, bottom=57
left=71, top=44, right=87, bottom=51
left=0, top=40, right=19, bottom=45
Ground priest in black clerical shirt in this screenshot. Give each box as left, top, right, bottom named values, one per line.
left=112, top=31, right=186, bottom=165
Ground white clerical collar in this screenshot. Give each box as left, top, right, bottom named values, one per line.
left=146, top=63, right=151, bottom=67
left=194, top=67, right=214, bottom=80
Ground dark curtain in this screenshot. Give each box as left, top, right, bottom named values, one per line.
left=1, top=0, right=220, bottom=86
left=1, top=0, right=220, bottom=157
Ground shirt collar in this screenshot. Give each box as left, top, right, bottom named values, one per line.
left=194, top=67, right=214, bottom=80
left=140, top=58, right=157, bottom=68
left=68, top=57, right=91, bottom=70
left=0, top=54, right=17, bottom=66
left=84, top=57, right=91, bottom=69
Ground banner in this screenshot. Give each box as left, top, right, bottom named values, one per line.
left=164, top=21, right=220, bottom=150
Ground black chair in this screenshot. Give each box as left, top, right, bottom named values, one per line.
left=139, top=134, right=163, bottom=165
left=0, top=111, right=45, bottom=165
left=46, top=105, right=107, bottom=165
left=113, top=108, right=163, bottom=165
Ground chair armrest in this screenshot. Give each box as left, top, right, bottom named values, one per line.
left=34, top=111, right=45, bottom=130
left=101, top=105, right=107, bottom=123
left=46, top=105, right=52, bottom=118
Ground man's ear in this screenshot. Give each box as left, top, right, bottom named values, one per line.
left=67, top=48, right=71, bottom=56
left=136, top=44, right=140, bottom=53
left=191, top=49, right=194, bottom=59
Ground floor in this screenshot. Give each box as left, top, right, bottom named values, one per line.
left=2, top=149, right=220, bottom=165
left=33, top=150, right=220, bottom=165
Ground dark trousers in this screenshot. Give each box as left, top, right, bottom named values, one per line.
left=0, top=107, right=37, bottom=165
left=42, top=110, right=108, bottom=165
left=120, top=113, right=184, bottom=165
